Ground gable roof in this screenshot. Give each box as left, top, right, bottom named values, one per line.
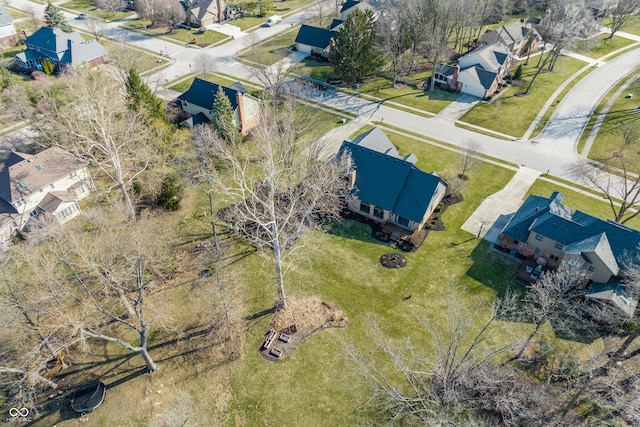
left=435, top=63, right=457, bottom=77
left=295, top=24, right=335, bottom=49
left=38, top=190, right=78, bottom=213
left=340, top=0, right=384, bottom=17
left=459, top=42, right=510, bottom=73
left=339, top=128, right=445, bottom=223
left=501, top=192, right=640, bottom=267
left=459, top=66, right=497, bottom=90
left=586, top=281, right=638, bottom=318
left=177, top=78, right=246, bottom=110
left=0, top=147, right=87, bottom=206
left=0, top=4, right=15, bottom=27
left=187, top=0, right=221, bottom=21
left=329, top=19, right=344, bottom=30
left=16, top=27, right=107, bottom=66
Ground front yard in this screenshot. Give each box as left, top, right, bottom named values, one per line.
left=459, top=55, right=587, bottom=137
left=123, top=19, right=229, bottom=47
left=571, top=33, right=636, bottom=59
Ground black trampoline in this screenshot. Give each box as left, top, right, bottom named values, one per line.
left=71, top=381, right=106, bottom=413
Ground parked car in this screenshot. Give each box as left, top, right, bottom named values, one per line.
left=265, top=15, right=281, bottom=27
left=176, top=23, right=192, bottom=30
left=76, top=13, right=88, bottom=20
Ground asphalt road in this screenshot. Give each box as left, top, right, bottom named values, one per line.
left=6, top=0, right=640, bottom=186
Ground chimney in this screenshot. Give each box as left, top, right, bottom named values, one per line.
left=235, top=91, right=245, bottom=135
left=450, top=65, right=460, bottom=92
left=347, top=170, right=356, bottom=190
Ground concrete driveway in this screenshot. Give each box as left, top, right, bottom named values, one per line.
left=461, top=166, right=541, bottom=242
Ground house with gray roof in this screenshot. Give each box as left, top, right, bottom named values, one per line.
left=0, top=4, right=18, bottom=49
left=176, top=78, right=259, bottom=135
left=434, top=41, right=513, bottom=99
left=15, top=27, right=107, bottom=71
left=294, top=24, right=336, bottom=59
left=0, top=147, right=93, bottom=250
left=498, top=192, right=640, bottom=317
left=338, top=127, right=447, bottom=244
left=479, top=20, right=542, bottom=57
left=184, top=0, right=227, bottom=27
left=339, top=0, right=385, bottom=20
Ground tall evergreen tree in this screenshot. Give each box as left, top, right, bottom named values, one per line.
left=125, top=68, right=165, bottom=122
left=43, top=2, right=72, bottom=32
left=330, top=9, right=383, bottom=84
left=211, top=86, right=241, bottom=145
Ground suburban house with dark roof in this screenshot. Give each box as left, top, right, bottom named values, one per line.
left=339, top=0, right=385, bottom=20
left=497, top=192, right=640, bottom=318
left=0, top=147, right=93, bottom=250
left=176, top=78, right=259, bottom=135
left=478, top=20, right=542, bottom=57
left=15, top=27, right=107, bottom=71
left=339, top=127, right=447, bottom=244
left=0, top=4, right=18, bottom=49
left=184, top=0, right=227, bottom=27
left=294, top=24, right=336, bottom=59
left=434, top=42, right=513, bottom=99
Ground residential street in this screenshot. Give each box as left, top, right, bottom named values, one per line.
left=5, top=0, right=640, bottom=185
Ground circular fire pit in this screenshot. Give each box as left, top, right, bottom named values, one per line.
left=380, top=252, right=407, bottom=268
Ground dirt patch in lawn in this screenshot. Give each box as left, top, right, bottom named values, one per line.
left=259, top=297, right=348, bottom=361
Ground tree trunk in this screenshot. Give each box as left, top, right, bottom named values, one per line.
left=513, top=321, right=544, bottom=360
left=139, top=347, right=157, bottom=372
left=273, top=237, right=287, bottom=310
left=596, top=328, right=640, bottom=376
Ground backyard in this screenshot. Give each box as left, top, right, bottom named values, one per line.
left=26, top=124, right=622, bottom=426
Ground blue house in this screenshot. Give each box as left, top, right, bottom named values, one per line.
left=339, top=127, right=447, bottom=243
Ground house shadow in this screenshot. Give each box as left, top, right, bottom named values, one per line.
left=327, top=212, right=395, bottom=247
left=465, top=241, right=603, bottom=345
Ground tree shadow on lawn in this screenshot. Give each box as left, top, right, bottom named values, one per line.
left=465, top=241, right=603, bottom=344
left=31, top=324, right=227, bottom=425
left=327, top=213, right=394, bottom=247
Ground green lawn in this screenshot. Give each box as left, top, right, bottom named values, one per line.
left=60, top=0, right=134, bottom=21
left=227, top=0, right=315, bottom=30
left=570, top=34, right=636, bottom=59
left=239, top=27, right=298, bottom=66
left=225, top=132, right=534, bottom=425
left=459, top=56, right=587, bottom=138
left=351, top=76, right=459, bottom=114
left=602, top=17, right=640, bottom=36
left=100, top=38, right=171, bottom=73
left=123, top=19, right=229, bottom=47
left=585, top=75, right=640, bottom=162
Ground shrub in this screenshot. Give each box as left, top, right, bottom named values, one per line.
left=155, top=173, right=183, bottom=210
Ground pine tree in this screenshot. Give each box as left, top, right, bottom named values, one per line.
left=211, top=85, right=241, bottom=144
left=330, top=9, right=383, bottom=84
left=44, top=2, right=72, bottom=32
left=125, top=68, right=166, bottom=122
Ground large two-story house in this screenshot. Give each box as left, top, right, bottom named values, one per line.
left=15, top=27, right=107, bottom=71
left=184, top=0, right=227, bottom=27
left=498, top=192, right=640, bottom=318
left=0, top=147, right=93, bottom=250
left=176, top=78, right=259, bottom=134
left=0, top=4, right=18, bottom=49
left=434, top=42, right=513, bottom=99
left=339, top=127, right=447, bottom=245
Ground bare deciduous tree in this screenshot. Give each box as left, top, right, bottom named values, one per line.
left=346, top=293, right=556, bottom=425
left=194, top=53, right=216, bottom=78
left=85, top=16, right=107, bottom=40
left=607, top=0, right=640, bottom=39
left=96, top=0, right=124, bottom=16
left=572, top=123, right=640, bottom=225
left=307, top=0, right=333, bottom=27
left=458, top=139, right=482, bottom=180
left=192, top=99, right=351, bottom=310
left=30, top=67, right=157, bottom=218
left=136, top=0, right=186, bottom=31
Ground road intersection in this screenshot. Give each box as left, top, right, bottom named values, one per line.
left=5, top=0, right=640, bottom=185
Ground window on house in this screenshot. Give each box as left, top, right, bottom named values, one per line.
left=588, top=265, right=595, bottom=272
left=373, top=207, right=384, bottom=219
left=554, top=242, right=564, bottom=250
left=69, top=172, right=77, bottom=178
left=396, top=216, right=410, bottom=227
left=11, top=221, right=17, bottom=228
left=359, top=202, right=370, bottom=214
left=535, top=234, right=543, bottom=241
left=30, top=209, right=38, bottom=217
left=512, top=239, right=519, bottom=244
left=76, top=185, right=86, bottom=194
left=550, top=255, right=559, bottom=261
left=567, top=259, right=582, bottom=269
left=535, top=248, right=541, bottom=254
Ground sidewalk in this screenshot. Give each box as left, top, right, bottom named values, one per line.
left=461, top=166, right=541, bottom=241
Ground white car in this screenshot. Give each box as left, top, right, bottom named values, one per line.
left=265, top=15, right=281, bottom=27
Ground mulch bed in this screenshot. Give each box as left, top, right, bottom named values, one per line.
left=380, top=252, right=407, bottom=268
left=259, top=297, right=348, bottom=361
